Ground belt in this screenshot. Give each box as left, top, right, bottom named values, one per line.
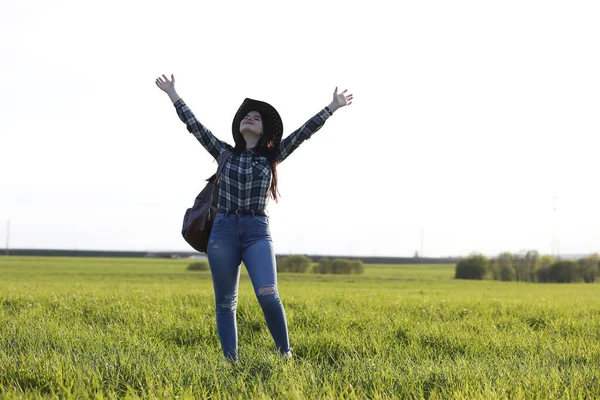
left=217, top=209, right=268, bottom=217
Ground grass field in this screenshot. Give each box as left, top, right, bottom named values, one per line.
left=1, top=256, right=599, bottom=399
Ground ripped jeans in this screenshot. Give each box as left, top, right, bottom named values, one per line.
left=207, top=211, right=290, bottom=360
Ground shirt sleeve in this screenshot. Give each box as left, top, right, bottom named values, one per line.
left=174, top=99, right=228, bottom=160
left=276, top=109, right=330, bottom=163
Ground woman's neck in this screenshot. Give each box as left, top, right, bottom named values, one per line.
left=242, top=133, right=260, bottom=149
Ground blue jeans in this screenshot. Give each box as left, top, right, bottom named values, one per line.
left=207, top=211, right=290, bottom=360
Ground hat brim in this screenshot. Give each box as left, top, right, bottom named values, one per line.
left=232, top=98, right=283, bottom=145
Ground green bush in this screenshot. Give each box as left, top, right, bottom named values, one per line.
left=316, top=258, right=332, bottom=274
left=487, top=252, right=599, bottom=284
left=498, top=263, right=515, bottom=282
left=535, top=257, right=597, bottom=283
left=579, top=254, right=599, bottom=283
left=550, top=261, right=580, bottom=283
left=537, top=255, right=554, bottom=282
left=278, top=255, right=312, bottom=273
left=187, top=261, right=209, bottom=271
left=496, top=252, right=515, bottom=282
left=352, top=260, right=365, bottom=275
left=315, top=258, right=364, bottom=275
left=536, top=266, right=552, bottom=283
left=455, top=254, right=488, bottom=280
left=488, top=251, right=550, bottom=282
left=332, top=259, right=354, bottom=274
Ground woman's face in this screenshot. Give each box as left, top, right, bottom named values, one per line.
left=240, top=111, right=263, bottom=136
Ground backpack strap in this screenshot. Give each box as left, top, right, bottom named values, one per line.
left=215, top=149, right=233, bottom=185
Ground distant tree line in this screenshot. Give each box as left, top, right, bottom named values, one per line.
left=185, top=256, right=365, bottom=275
left=277, top=255, right=365, bottom=275
left=276, top=254, right=458, bottom=265
left=455, top=251, right=600, bottom=283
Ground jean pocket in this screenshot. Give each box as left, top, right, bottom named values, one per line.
left=212, top=213, right=227, bottom=226
left=252, top=215, right=269, bottom=227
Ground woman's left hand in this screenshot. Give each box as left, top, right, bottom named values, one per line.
left=329, top=87, right=353, bottom=113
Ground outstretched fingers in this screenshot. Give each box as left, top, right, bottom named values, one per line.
left=155, top=73, right=176, bottom=92
left=337, top=89, right=353, bottom=106
left=155, top=74, right=174, bottom=83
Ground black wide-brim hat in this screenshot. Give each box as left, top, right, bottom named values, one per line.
left=232, top=98, right=283, bottom=145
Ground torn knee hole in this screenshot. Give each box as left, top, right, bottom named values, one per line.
left=258, top=286, right=276, bottom=296
left=219, top=293, right=237, bottom=309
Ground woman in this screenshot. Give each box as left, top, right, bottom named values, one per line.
left=155, top=74, right=352, bottom=360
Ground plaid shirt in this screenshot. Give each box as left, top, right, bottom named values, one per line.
left=174, top=99, right=330, bottom=211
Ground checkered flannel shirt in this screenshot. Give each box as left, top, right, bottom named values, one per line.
left=174, top=99, right=330, bottom=211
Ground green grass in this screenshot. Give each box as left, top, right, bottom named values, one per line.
left=1, top=256, right=599, bottom=399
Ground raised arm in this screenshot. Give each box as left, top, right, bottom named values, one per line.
left=156, top=74, right=227, bottom=160
left=276, top=87, right=353, bottom=163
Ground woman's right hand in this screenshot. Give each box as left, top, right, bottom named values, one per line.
left=155, top=74, right=176, bottom=93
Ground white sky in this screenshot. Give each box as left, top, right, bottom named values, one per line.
left=1, top=0, right=599, bottom=257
